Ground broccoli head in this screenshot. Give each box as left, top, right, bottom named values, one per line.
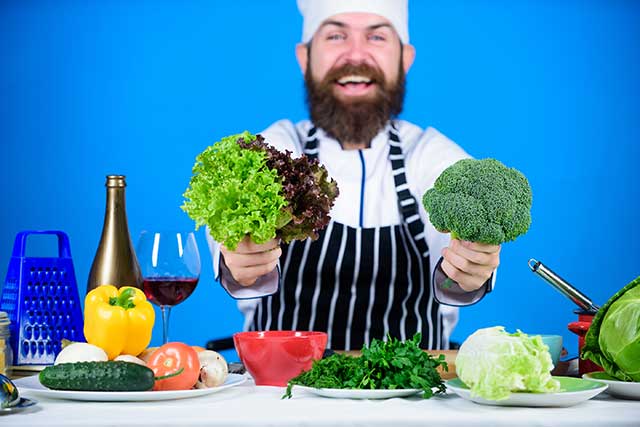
left=422, top=158, right=532, bottom=245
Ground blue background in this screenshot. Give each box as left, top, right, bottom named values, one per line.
left=1, top=0, right=639, bottom=361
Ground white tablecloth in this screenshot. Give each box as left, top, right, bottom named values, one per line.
left=7, top=375, right=640, bottom=427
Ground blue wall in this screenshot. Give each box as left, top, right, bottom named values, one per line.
left=1, top=0, right=639, bottom=360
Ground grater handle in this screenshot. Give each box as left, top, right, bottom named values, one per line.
left=12, top=230, right=72, bottom=259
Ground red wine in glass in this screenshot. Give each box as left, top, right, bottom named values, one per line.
left=137, top=231, right=200, bottom=344
left=143, top=277, right=198, bottom=306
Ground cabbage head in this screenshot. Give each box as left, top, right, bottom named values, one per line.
left=456, top=326, right=560, bottom=401
left=582, top=275, right=640, bottom=382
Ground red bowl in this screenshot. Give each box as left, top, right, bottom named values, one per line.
left=233, top=331, right=327, bottom=386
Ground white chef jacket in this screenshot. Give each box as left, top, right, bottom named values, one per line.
left=207, top=119, right=495, bottom=346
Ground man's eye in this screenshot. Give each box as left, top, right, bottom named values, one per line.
left=327, top=34, right=345, bottom=41
left=369, top=34, right=386, bottom=42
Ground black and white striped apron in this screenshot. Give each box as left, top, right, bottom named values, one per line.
left=250, top=125, right=443, bottom=350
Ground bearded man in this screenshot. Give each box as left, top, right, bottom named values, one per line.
left=208, top=0, right=501, bottom=350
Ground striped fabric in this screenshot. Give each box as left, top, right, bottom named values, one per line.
left=388, top=123, right=431, bottom=259
left=251, top=125, right=443, bottom=350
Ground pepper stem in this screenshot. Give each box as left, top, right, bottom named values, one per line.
left=108, top=288, right=137, bottom=310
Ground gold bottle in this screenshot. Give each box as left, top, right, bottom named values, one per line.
left=87, top=175, right=142, bottom=293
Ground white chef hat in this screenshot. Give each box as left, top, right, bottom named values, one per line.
left=297, top=0, right=409, bottom=44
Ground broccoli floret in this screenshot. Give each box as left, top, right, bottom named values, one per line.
left=422, top=158, right=532, bottom=245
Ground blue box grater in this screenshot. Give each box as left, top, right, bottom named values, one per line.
left=0, top=230, right=84, bottom=366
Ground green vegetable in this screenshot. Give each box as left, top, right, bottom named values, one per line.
left=239, top=135, right=339, bottom=244
left=39, top=361, right=155, bottom=391
left=422, top=158, right=532, bottom=245
left=455, top=326, right=560, bottom=401
left=283, top=333, right=447, bottom=399
left=182, top=131, right=338, bottom=250
left=182, top=132, right=290, bottom=250
left=581, top=275, right=640, bottom=381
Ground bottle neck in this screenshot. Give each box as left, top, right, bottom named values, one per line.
left=104, top=187, right=129, bottom=231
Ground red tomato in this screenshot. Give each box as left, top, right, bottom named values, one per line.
left=147, top=342, right=200, bottom=391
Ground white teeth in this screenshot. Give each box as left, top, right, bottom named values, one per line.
left=337, top=75, right=372, bottom=84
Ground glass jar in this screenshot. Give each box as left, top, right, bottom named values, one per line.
left=0, top=311, right=13, bottom=377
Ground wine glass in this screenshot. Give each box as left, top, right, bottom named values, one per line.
left=136, top=230, right=200, bottom=344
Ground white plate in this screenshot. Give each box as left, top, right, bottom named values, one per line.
left=583, top=372, right=640, bottom=400
left=446, top=376, right=607, bottom=407
left=14, top=373, right=246, bottom=402
left=294, top=385, right=423, bottom=399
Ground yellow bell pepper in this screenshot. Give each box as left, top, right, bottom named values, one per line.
left=83, top=285, right=155, bottom=360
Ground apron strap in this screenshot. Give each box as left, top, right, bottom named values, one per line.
left=387, top=124, right=430, bottom=258
left=303, top=124, right=429, bottom=257
left=303, top=126, right=319, bottom=160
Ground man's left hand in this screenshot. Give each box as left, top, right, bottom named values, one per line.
left=441, top=239, right=501, bottom=292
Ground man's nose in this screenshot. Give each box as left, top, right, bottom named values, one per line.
left=342, top=36, right=369, bottom=63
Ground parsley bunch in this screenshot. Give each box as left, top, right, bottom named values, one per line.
left=283, top=333, right=448, bottom=399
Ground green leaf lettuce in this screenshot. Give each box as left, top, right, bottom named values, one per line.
left=181, top=131, right=338, bottom=250
left=181, top=132, right=290, bottom=250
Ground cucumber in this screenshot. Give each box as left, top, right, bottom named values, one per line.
left=39, top=361, right=155, bottom=391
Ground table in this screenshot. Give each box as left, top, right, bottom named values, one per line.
left=6, top=375, right=640, bottom=427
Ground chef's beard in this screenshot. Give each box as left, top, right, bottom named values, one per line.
left=304, top=61, right=405, bottom=147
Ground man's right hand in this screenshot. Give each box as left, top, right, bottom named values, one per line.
left=220, top=236, right=282, bottom=287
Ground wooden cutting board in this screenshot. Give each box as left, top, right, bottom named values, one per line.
left=336, top=349, right=458, bottom=380
left=427, top=350, right=457, bottom=380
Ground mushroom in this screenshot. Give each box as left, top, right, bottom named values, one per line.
left=195, top=350, right=228, bottom=388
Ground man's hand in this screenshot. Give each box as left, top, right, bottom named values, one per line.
left=441, top=239, right=501, bottom=292
left=220, top=236, right=282, bottom=287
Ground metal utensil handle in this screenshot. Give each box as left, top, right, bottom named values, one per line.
left=528, top=258, right=599, bottom=311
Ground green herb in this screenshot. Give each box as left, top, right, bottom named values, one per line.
left=283, top=333, right=448, bottom=399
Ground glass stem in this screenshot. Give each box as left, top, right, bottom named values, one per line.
left=161, top=305, right=172, bottom=344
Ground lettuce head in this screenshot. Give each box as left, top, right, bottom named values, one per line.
left=581, top=275, right=640, bottom=382
left=181, top=131, right=338, bottom=250
left=456, top=326, right=560, bottom=401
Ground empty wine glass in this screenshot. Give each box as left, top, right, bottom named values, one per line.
left=136, top=231, right=200, bottom=344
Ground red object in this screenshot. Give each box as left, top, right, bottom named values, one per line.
left=234, top=331, right=327, bottom=386
left=567, top=310, right=604, bottom=376
left=142, top=277, right=198, bottom=306
left=147, top=342, right=201, bottom=390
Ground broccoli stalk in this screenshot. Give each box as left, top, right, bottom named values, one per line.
left=422, top=158, right=532, bottom=288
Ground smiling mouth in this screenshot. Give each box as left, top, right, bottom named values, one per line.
left=336, top=75, right=375, bottom=86
left=333, top=75, right=377, bottom=98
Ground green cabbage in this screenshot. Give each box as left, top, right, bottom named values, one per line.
left=582, top=276, right=640, bottom=382
left=456, top=326, right=560, bottom=401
